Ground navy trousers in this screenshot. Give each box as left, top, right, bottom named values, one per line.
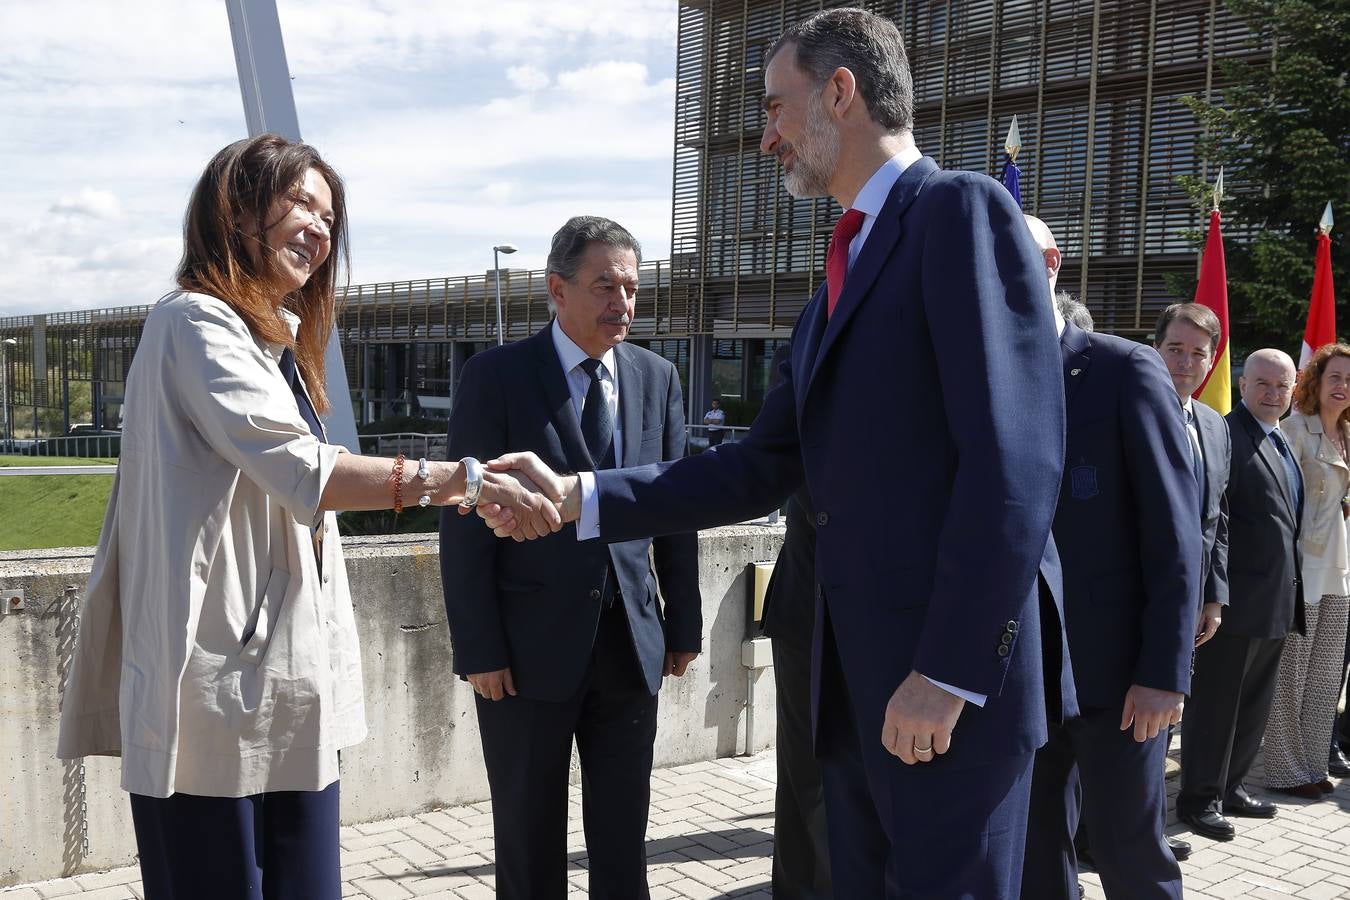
left=1022, top=705, right=1182, bottom=899
left=129, top=781, right=340, bottom=900
left=817, top=615, right=1035, bottom=899
left=474, top=600, right=658, bottom=900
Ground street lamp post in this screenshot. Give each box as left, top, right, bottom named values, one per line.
left=492, top=244, right=518, bottom=346
left=1, top=338, right=16, bottom=453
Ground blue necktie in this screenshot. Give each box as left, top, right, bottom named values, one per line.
left=578, top=358, right=615, bottom=470
left=1269, top=429, right=1303, bottom=518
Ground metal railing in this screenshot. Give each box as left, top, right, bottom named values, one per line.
left=1, top=435, right=121, bottom=458
left=0, top=426, right=755, bottom=475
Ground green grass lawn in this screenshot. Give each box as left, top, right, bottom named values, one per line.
left=0, top=455, right=116, bottom=551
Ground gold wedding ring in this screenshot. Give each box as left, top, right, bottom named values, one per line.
left=913, top=743, right=934, bottom=754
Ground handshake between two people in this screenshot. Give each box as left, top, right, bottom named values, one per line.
left=461, top=451, right=583, bottom=540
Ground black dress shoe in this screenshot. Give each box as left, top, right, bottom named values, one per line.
left=1167, top=835, right=1192, bottom=861
left=1318, top=779, right=1335, bottom=794
left=1330, top=747, right=1350, bottom=777
left=1223, top=789, right=1278, bottom=818
left=1179, top=809, right=1236, bottom=841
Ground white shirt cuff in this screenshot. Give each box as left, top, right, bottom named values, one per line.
left=922, top=675, right=987, bottom=708
left=576, top=471, right=601, bottom=540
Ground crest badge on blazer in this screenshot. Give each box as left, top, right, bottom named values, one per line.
left=1070, top=464, right=1099, bottom=500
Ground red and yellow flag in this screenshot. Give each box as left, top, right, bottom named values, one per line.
left=1194, top=209, right=1231, bottom=413
left=1301, top=213, right=1337, bottom=368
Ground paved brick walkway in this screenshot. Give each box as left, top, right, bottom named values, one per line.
left=8, top=747, right=1350, bottom=898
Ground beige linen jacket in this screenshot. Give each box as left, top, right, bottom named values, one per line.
left=56, top=291, right=367, bottom=798
left=1284, top=410, right=1350, bottom=599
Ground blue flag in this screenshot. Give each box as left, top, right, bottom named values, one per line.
left=1000, top=153, right=1022, bottom=208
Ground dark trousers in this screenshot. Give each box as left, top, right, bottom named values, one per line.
left=1178, top=629, right=1286, bottom=814
left=817, top=616, right=1035, bottom=899
left=1023, top=705, right=1182, bottom=900
left=129, top=781, right=340, bottom=900
left=475, top=601, right=658, bottom=900
left=770, top=628, right=833, bottom=900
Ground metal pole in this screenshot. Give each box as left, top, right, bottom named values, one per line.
left=493, top=248, right=505, bottom=347
left=2, top=340, right=14, bottom=452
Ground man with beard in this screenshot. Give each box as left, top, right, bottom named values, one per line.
left=439, top=216, right=702, bottom=900
left=479, top=9, right=1073, bottom=898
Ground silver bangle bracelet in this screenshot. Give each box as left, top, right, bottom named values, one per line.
left=417, top=457, right=432, bottom=507
left=459, top=457, right=484, bottom=509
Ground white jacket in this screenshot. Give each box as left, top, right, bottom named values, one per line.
left=56, top=291, right=367, bottom=798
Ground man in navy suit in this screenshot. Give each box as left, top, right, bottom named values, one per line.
left=1153, top=302, right=1232, bottom=653
left=1018, top=218, right=1201, bottom=900
left=439, top=216, right=702, bottom=900
left=481, top=10, right=1072, bottom=898
left=1179, top=349, right=1304, bottom=841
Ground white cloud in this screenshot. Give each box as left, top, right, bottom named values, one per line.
left=49, top=188, right=124, bottom=221
left=506, top=65, right=551, bottom=93
left=0, top=1, right=682, bottom=317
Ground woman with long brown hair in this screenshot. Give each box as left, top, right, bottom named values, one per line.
left=1263, top=342, right=1350, bottom=801
left=55, top=134, right=559, bottom=898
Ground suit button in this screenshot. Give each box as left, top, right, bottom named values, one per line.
left=590, top=589, right=601, bottom=600
left=1006, top=620, right=1019, bottom=633
left=1000, top=633, right=1014, bottom=645
left=997, top=644, right=1011, bottom=658
left=816, top=512, right=829, bottom=527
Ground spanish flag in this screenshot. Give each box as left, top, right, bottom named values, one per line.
left=1194, top=209, right=1231, bottom=413
left=1300, top=203, right=1336, bottom=368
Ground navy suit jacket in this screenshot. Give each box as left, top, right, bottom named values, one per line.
left=1054, top=323, right=1202, bottom=708
left=439, top=325, right=702, bottom=701
left=1223, top=402, right=1305, bottom=639
left=1193, top=399, right=1231, bottom=609
left=592, top=158, right=1072, bottom=768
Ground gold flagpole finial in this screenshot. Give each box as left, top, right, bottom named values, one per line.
left=1004, top=116, right=1022, bottom=162
left=1212, top=167, right=1224, bottom=212
left=1320, top=201, right=1334, bottom=236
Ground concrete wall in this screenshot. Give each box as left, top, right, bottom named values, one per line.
left=0, top=526, right=784, bottom=886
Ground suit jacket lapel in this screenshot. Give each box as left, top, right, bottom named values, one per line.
left=1196, top=405, right=1223, bottom=511
left=531, top=323, right=594, bottom=471
left=806, top=157, right=938, bottom=398
left=616, top=344, right=643, bottom=468
left=1238, top=403, right=1296, bottom=520
left=1060, top=323, right=1092, bottom=412
left=794, top=286, right=828, bottom=425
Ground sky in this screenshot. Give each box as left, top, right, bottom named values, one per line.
left=0, top=0, right=680, bottom=318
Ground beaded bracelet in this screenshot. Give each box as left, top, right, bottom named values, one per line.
left=391, top=452, right=406, bottom=514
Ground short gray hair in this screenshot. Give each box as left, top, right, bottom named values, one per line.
left=767, top=8, right=913, bottom=133
left=1056, top=292, right=1094, bottom=332
left=545, top=216, right=642, bottom=283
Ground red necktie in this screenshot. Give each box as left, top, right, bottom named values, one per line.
left=826, top=208, right=866, bottom=317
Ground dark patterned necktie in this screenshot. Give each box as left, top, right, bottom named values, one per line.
left=1186, top=407, right=1206, bottom=508
left=1270, top=429, right=1303, bottom=517
left=579, top=358, right=615, bottom=470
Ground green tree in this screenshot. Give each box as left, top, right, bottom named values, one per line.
left=1168, top=0, right=1348, bottom=358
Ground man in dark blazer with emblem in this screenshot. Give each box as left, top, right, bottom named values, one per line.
left=439, top=216, right=702, bottom=900
left=481, top=11, right=1074, bottom=898
left=1179, top=348, right=1304, bottom=841
left=1019, top=217, right=1201, bottom=900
